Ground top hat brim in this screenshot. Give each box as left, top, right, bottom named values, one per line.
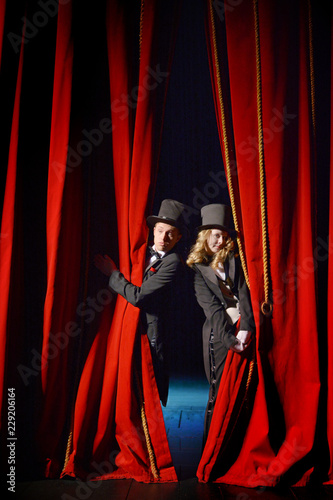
left=147, top=215, right=179, bottom=228
left=197, top=224, right=238, bottom=239
left=147, top=215, right=189, bottom=236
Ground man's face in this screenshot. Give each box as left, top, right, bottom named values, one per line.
left=153, top=222, right=181, bottom=253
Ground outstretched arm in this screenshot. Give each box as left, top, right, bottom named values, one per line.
left=94, top=252, right=180, bottom=310
left=109, top=254, right=180, bottom=308
left=94, top=254, right=118, bottom=275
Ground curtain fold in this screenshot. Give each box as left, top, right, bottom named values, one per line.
left=200, top=0, right=321, bottom=487
left=35, top=0, right=80, bottom=478
left=61, top=0, right=178, bottom=482
left=327, top=5, right=333, bottom=484
left=0, top=10, right=25, bottom=426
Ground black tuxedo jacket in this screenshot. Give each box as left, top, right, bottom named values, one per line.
left=193, top=254, right=254, bottom=353
left=109, top=249, right=181, bottom=406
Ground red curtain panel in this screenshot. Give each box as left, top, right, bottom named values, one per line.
left=0, top=4, right=24, bottom=425
left=327, top=6, right=333, bottom=484
left=35, top=0, right=81, bottom=478
left=200, top=0, right=321, bottom=487
left=61, top=0, right=178, bottom=482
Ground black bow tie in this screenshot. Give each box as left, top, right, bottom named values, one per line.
left=148, top=246, right=161, bottom=260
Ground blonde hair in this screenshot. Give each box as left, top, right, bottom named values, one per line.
left=186, top=229, right=235, bottom=270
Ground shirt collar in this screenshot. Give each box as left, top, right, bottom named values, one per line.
left=152, top=244, right=166, bottom=259
left=214, top=262, right=226, bottom=281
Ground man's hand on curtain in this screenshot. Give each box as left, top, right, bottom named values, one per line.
left=94, top=254, right=118, bottom=276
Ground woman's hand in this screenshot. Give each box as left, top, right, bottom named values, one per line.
left=230, top=330, right=253, bottom=353
left=94, top=254, right=118, bottom=276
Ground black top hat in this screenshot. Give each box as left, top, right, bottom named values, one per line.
left=197, top=204, right=237, bottom=238
left=147, top=199, right=187, bottom=233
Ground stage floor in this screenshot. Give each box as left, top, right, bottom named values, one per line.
left=14, top=376, right=333, bottom=499
left=14, top=478, right=333, bottom=500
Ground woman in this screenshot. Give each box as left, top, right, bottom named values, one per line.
left=187, top=204, right=254, bottom=441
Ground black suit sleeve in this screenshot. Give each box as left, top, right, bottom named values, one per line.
left=236, top=261, right=255, bottom=332
left=109, top=253, right=180, bottom=309
left=193, top=267, right=238, bottom=349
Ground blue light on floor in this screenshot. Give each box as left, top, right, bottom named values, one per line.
left=162, top=376, right=209, bottom=480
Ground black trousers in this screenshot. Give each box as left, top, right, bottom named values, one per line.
left=203, top=331, right=228, bottom=444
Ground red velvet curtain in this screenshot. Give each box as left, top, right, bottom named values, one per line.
left=37, top=0, right=81, bottom=477
left=62, top=0, right=178, bottom=482
left=327, top=5, right=333, bottom=484
left=0, top=0, right=25, bottom=424
left=200, top=0, right=324, bottom=487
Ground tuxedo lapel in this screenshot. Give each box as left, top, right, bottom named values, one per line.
left=143, top=257, right=162, bottom=277
left=225, top=257, right=235, bottom=283
left=196, top=263, right=224, bottom=302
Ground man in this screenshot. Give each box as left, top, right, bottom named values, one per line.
left=94, top=199, right=187, bottom=406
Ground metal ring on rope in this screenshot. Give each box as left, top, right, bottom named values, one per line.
left=260, top=300, right=273, bottom=317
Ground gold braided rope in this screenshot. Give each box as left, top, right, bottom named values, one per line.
left=253, top=0, right=272, bottom=316
left=307, top=0, right=317, bottom=249
left=137, top=0, right=159, bottom=480
left=209, top=0, right=250, bottom=290
left=209, top=0, right=256, bottom=453
left=134, top=367, right=160, bottom=480
left=139, top=0, right=144, bottom=61
left=307, top=0, right=316, bottom=139
left=62, top=430, right=73, bottom=472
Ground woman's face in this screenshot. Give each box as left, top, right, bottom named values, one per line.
left=207, top=229, right=229, bottom=254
